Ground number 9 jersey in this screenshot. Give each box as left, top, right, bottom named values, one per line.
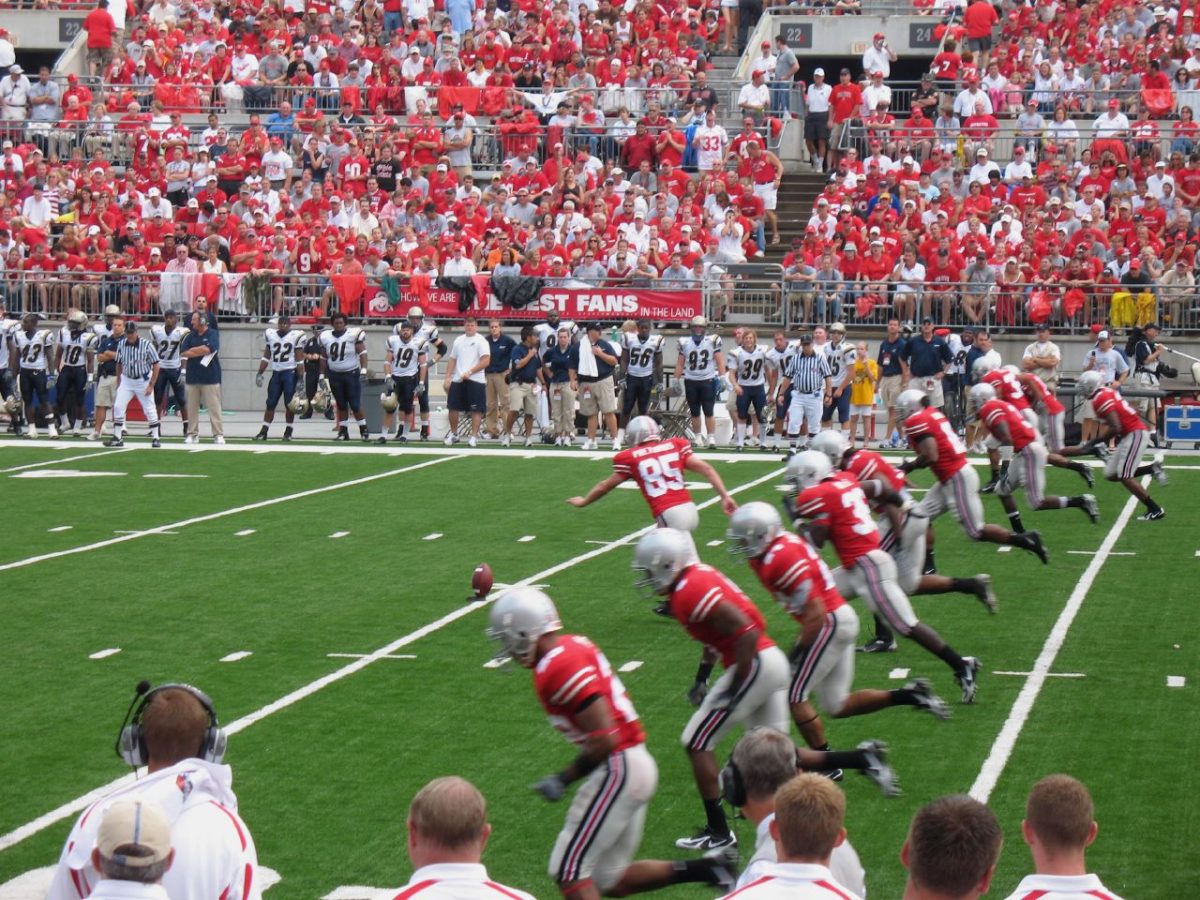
left=613, top=436, right=695, bottom=518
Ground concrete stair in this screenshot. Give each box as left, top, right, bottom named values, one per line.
left=762, top=168, right=827, bottom=265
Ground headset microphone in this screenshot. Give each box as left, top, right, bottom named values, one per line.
left=114, top=681, right=152, bottom=762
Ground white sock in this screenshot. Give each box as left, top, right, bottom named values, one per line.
left=114, top=421, right=124, bottom=441
left=261, top=420, right=269, bottom=430
left=736, top=423, right=746, bottom=443
left=149, top=423, right=160, bottom=439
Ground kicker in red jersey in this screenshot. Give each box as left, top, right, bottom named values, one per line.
left=793, top=472, right=882, bottom=567
left=1092, top=387, right=1147, bottom=436
left=979, top=398, right=1039, bottom=452
left=612, top=437, right=695, bottom=518
left=904, top=407, right=969, bottom=481
left=749, top=532, right=846, bottom=617
left=668, top=564, right=775, bottom=666
left=534, top=634, right=645, bottom=752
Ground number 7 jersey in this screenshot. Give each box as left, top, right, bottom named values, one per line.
left=613, top=437, right=695, bottom=518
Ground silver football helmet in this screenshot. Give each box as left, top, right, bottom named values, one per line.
left=1002, top=364, right=1021, bottom=377
left=626, top=415, right=661, bottom=446
left=312, top=380, right=333, bottom=412
left=895, top=388, right=927, bottom=420
left=3, top=393, right=18, bottom=416
left=380, top=389, right=399, bottom=412
left=809, top=430, right=848, bottom=468
left=288, top=391, right=310, bottom=416
left=1077, top=370, right=1104, bottom=398
left=632, top=529, right=692, bottom=596
left=103, top=304, right=121, bottom=317
left=67, top=310, right=87, bottom=327
left=967, top=381, right=997, bottom=416
left=971, top=356, right=999, bottom=379
left=785, top=450, right=833, bottom=492
left=486, top=588, right=562, bottom=666
left=726, top=501, right=783, bottom=559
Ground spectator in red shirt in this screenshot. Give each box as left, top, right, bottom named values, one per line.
left=83, top=0, right=118, bottom=79
left=620, top=120, right=656, bottom=172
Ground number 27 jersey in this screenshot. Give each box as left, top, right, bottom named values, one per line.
left=613, top=437, right=694, bottom=518
left=534, top=634, right=645, bottom=752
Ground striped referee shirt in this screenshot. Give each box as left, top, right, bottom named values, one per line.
left=787, top=350, right=831, bottom=393
left=116, top=336, right=161, bottom=380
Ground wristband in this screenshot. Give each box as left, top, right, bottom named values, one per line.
left=561, top=750, right=602, bottom=783
left=695, top=661, right=714, bottom=683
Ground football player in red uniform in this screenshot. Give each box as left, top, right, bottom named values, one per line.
left=487, top=589, right=739, bottom=898
left=1017, top=369, right=1102, bottom=484
left=973, top=358, right=1038, bottom=494
left=969, top=383, right=1099, bottom=529
left=897, top=390, right=1049, bottom=562
left=727, top=501, right=950, bottom=752
left=632, top=529, right=898, bottom=853
left=1070, top=371, right=1167, bottom=520
left=785, top=451, right=982, bottom=705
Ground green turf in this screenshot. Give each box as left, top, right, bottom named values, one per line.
left=0, top=444, right=1195, bottom=898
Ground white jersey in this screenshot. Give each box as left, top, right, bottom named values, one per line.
left=729, top=345, right=770, bottom=387
left=693, top=124, right=729, bottom=170
left=92, top=321, right=114, bottom=340
left=678, top=334, right=722, bottom=380
left=261, top=327, right=305, bottom=372
left=58, top=327, right=95, bottom=369
left=766, top=340, right=799, bottom=380
left=535, top=319, right=579, bottom=357
left=13, top=328, right=54, bottom=371
left=395, top=319, right=443, bottom=368
left=623, top=332, right=663, bottom=378
left=0, top=318, right=15, bottom=368
left=1001, top=873, right=1126, bottom=900
left=725, top=862, right=864, bottom=899
left=391, top=863, right=536, bottom=900
left=825, top=339, right=857, bottom=388
left=45, top=759, right=263, bottom=900
left=386, top=334, right=427, bottom=377
left=150, top=323, right=190, bottom=371
left=320, top=327, right=365, bottom=373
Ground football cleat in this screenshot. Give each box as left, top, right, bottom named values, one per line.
left=151, top=438, right=161, bottom=449
left=858, top=637, right=897, bottom=654
left=374, top=436, right=388, bottom=445
left=956, top=657, right=981, bottom=704
left=979, top=476, right=999, bottom=494
left=1082, top=494, right=1099, bottom=525
left=675, top=827, right=737, bottom=852
left=1091, top=441, right=1110, bottom=460
left=906, top=678, right=952, bottom=720
left=1151, top=455, right=1168, bottom=485
left=699, top=843, right=741, bottom=891
left=420, top=425, right=430, bottom=441
left=820, top=768, right=844, bottom=782
left=104, top=438, right=124, bottom=447
left=1081, top=465, right=1095, bottom=489
left=858, top=740, right=900, bottom=797
left=653, top=601, right=673, bottom=618
left=335, top=428, right=349, bottom=442
left=1138, top=508, right=1166, bottom=521
left=252, top=430, right=267, bottom=441
left=974, top=574, right=998, bottom=614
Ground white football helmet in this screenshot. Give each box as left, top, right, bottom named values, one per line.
left=67, top=310, right=87, bottom=327
left=967, top=382, right=997, bottom=415
left=287, top=391, right=310, bottom=416
left=895, top=388, right=927, bottom=420
left=380, top=389, right=399, bottom=412
left=809, top=430, right=848, bottom=468
left=972, top=356, right=999, bottom=379
left=785, top=450, right=833, bottom=492
left=312, top=384, right=332, bottom=413
left=1002, top=364, right=1021, bottom=377
left=407, top=305, right=425, bottom=322
left=726, top=501, right=783, bottom=559
left=626, top=415, right=661, bottom=446
left=1077, top=370, right=1104, bottom=398
left=632, top=529, right=692, bottom=596
left=487, top=588, right=562, bottom=666
left=690, top=315, right=707, bottom=329
left=103, top=304, right=121, bottom=317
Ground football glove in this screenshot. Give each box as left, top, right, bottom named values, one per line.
left=255, top=372, right=264, bottom=388
left=780, top=492, right=796, bottom=522
left=531, top=774, right=567, bottom=802
left=318, top=376, right=330, bottom=392
left=415, top=382, right=425, bottom=396
left=686, top=679, right=709, bottom=707
left=85, top=372, right=93, bottom=385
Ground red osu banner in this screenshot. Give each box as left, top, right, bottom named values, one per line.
left=368, top=277, right=703, bottom=322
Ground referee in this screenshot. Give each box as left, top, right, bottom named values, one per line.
left=778, top=333, right=831, bottom=452
left=108, top=319, right=162, bottom=448
left=804, top=67, right=832, bottom=173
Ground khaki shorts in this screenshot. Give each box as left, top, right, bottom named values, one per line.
left=95, top=375, right=117, bottom=407
left=910, top=375, right=945, bottom=409
left=578, top=378, right=617, bottom=415
left=508, top=381, right=539, bottom=416
left=879, top=374, right=903, bottom=409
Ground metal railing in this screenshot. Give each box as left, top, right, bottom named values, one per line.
left=704, top=265, right=787, bottom=327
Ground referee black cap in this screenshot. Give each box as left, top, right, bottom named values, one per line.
left=125, top=320, right=138, bottom=331
left=800, top=333, right=813, bottom=344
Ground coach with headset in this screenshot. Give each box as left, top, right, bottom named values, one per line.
left=722, top=727, right=866, bottom=896
left=46, top=682, right=262, bottom=900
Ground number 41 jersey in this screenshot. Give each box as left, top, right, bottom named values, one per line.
left=613, top=437, right=695, bottom=518
left=534, top=634, right=645, bottom=751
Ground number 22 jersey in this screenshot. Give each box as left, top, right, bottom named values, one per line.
left=613, top=437, right=695, bottom=518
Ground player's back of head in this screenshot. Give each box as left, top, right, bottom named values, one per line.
left=904, top=795, right=1002, bottom=899
left=1025, top=774, right=1095, bottom=854
left=730, top=726, right=799, bottom=804
left=142, top=688, right=211, bottom=767
left=774, top=773, right=846, bottom=863
left=408, top=776, right=488, bottom=851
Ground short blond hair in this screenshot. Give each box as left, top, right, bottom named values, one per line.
left=1026, top=775, right=1094, bottom=852
left=774, top=773, right=845, bottom=861
left=408, top=777, right=487, bottom=850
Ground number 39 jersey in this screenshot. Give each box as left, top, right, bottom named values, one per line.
left=386, top=335, right=427, bottom=377
left=320, top=327, right=365, bottom=373
left=613, top=437, right=694, bottom=518
left=794, top=472, right=882, bottom=567
left=728, top=344, right=769, bottom=386
left=622, top=332, right=663, bottom=378
left=261, top=327, right=305, bottom=372
left=534, top=634, right=645, bottom=752
left=678, top=334, right=721, bottom=381
left=904, top=406, right=968, bottom=482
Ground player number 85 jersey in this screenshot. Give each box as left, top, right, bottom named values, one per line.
left=534, top=634, right=645, bottom=752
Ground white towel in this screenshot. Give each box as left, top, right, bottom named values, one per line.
left=577, top=333, right=599, bottom=378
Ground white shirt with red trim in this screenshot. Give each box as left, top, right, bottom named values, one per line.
left=722, top=861, right=864, bottom=899
left=46, top=759, right=261, bottom=900
left=1001, top=872, right=1125, bottom=900
left=735, top=814, right=865, bottom=898
left=391, top=863, right=536, bottom=899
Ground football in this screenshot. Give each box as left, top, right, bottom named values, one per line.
left=471, top=563, right=494, bottom=599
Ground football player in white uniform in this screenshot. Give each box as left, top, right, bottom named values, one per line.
left=675, top=316, right=725, bottom=447
left=534, top=310, right=580, bottom=358
left=379, top=319, right=428, bottom=443
left=320, top=312, right=371, bottom=441
left=618, top=319, right=663, bottom=441
left=93, top=303, right=121, bottom=340
left=253, top=314, right=306, bottom=442
left=765, top=331, right=798, bottom=451
left=11, top=313, right=58, bottom=438
left=150, top=310, right=189, bottom=434
left=54, top=311, right=94, bottom=436
left=394, top=306, right=446, bottom=440
left=821, top=322, right=857, bottom=432
left=727, top=329, right=773, bottom=451
left=0, top=302, right=18, bottom=433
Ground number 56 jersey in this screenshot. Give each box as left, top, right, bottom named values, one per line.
left=534, top=634, right=645, bottom=751
left=613, top=437, right=695, bottom=518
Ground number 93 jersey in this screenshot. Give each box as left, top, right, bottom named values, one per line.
left=729, top=344, right=768, bottom=386
left=622, top=332, right=663, bottom=378
left=613, top=437, right=694, bottom=518
left=793, top=472, right=883, bottom=567
left=677, top=334, right=721, bottom=380
left=534, top=634, right=645, bottom=751
left=320, top=327, right=365, bottom=373
left=262, top=327, right=305, bottom=372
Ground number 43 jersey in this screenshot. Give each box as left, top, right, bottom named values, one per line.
left=613, top=437, right=695, bottom=518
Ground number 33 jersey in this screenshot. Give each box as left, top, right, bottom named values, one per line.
left=613, top=437, right=695, bottom=518
left=534, top=634, right=645, bottom=751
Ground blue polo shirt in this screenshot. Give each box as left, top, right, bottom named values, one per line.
left=485, top=334, right=518, bottom=373
left=510, top=343, right=542, bottom=383
left=181, top=325, right=221, bottom=385
left=902, top=334, right=951, bottom=378
left=579, top=338, right=617, bottom=381
left=877, top=336, right=906, bottom=377
left=544, top=344, right=579, bottom=383
left=96, top=335, right=119, bottom=377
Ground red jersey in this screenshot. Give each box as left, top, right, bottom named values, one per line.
left=1024, top=373, right=1064, bottom=415
left=1092, top=387, right=1146, bottom=435
left=668, top=564, right=774, bottom=667
left=793, top=473, right=881, bottom=567
left=613, top=437, right=694, bottom=518
left=982, top=368, right=1030, bottom=410
left=534, top=634, right=645, bottom=752
left=904, top=406, right=968, bottom=482
left=749, top=532, right=844, bottom=617
left=844, top=448, right=906, bottom=493
left=980, top=398, right=1037, bottom=452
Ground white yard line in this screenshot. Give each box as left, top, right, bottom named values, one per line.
left=0, top=456, right=460, bottom=575
left=969, top=480, right=1144, bottom=804
left=0, top=448, right=132, bottom=474
left=0, top=465, right=782, bottom=854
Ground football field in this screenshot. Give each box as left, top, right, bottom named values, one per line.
left=0, top=439, right=1197, bottom=899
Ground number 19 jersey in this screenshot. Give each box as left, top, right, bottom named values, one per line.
left=613, top=437, right=694, bottom=518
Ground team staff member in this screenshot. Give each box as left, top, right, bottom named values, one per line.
left=47, top=683, right=262, bottom=900
left=875, top=319, right=908, bottom=448
left=443, top=316, right=490, bottom=448
left=398, top=777, right=535, bottom=899
left=11, top=312, right=58, bottom=438
left=108, top=320, right=162, bottom=448
left=88, top=801, right=175, bottom=900
left=901, top=796, right=1002, bottom=900
left=901, top=318, right=951, bottom=409
left=506, top=326, right=542, bottom=448
left=300, top=325, right=332, bottom=420
left=777, top=334, right=830, bottom=452
left=675, top=315, right=725, bottom=449
left=804, top=67, right=832, bottom=174
left=54, top=310, right=94, bottom=437
left=319, top=312, right=370, bottom=442
left=150, top=310, right=189, bottom=433
left=484, top=319, right=516, bottom=442
left=179, top=305, right=224, bottom=445
left=543, top=328, right=579, bottom=447
left=379, top=320, right=428, bottom=444
left=253, top=313, right=305, bottom=442
left=618, top=319, right=663, bottom=437
left=574, top=323, right=620, bottom=452
left=89, top=315, right=122, bottom=441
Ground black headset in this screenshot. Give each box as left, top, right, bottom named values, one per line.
left=115, top=681, right=228, bottom=768
left=719, top=740, right=805, bottom=809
